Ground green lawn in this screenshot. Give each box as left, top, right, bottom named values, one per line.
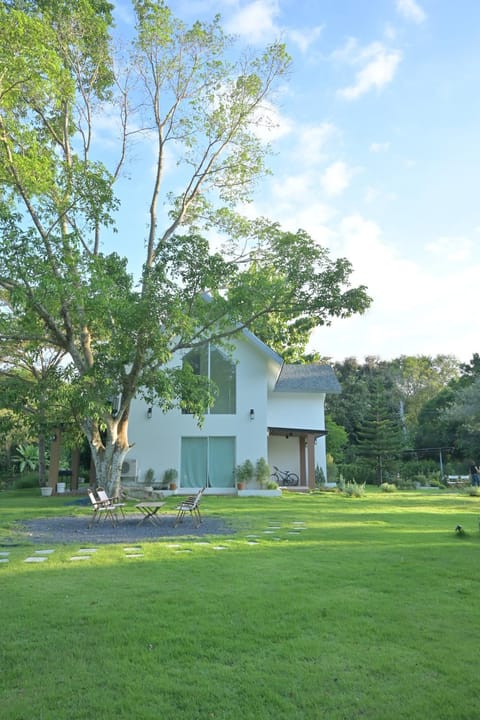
left=1, top=488, right=479, bottom=720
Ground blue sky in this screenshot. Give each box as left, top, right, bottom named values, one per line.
left=110, top=0, right=480, bottom=363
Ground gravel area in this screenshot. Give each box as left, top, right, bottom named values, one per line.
left=15, top=513, right=235, bottom=545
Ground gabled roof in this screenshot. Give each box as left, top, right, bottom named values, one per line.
left=274, top=364, right=341, bottom=394
left=241, top=327, right=283, bottom=364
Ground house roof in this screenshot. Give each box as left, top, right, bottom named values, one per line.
left=274, top=364, right=341, bottom=394
left=241, top=327, right=283, bottom=364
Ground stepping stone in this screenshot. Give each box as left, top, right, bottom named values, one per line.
left=247, top=541, right=259, bottom=545
left=35, top=549, right=55, bottom=555
left=125, top=554, right=144, bottom=558
left=123, top=547, right=142, bottom=553
left=263, top=530, right=274, bottom=534
left=25, top=556, right=49, bottom=563
left=213, top=545, right=228, bottom=550
left=78, top=548, right=98, bottom=554
left=0, top=551, right=10, bottom=557
left=0, top=558, right=9, bottom=563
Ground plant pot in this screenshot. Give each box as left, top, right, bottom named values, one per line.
left=40, top=486, right=53, bottom=497
left=237, top=482, right=245, bottom=491
left=169, top=483, right=177, bottom=491
left=56, top=482, right=66, bottom=494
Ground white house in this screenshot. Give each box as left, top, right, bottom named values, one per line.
left=124, top=329, right=341, bottom=494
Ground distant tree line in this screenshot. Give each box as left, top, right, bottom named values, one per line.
left=324, top=353, right=480, bottom=486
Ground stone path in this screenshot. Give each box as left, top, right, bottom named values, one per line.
left=0, top=517, right=308, bottom=565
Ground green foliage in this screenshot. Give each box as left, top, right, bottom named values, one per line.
left=342, top=480, right=366, bottom=498
left=315, top=464, right=326, bottom=486
left=255, top=457, right=270, bottom=488
left=14, top=470, right=39, bottom=489
left=234, top=459, right=255, bottom=486
left=380, top=482, right=397, bottom=493
left=13, top=444, right=41, bottom=472
left=163, top=468, right=178, bottom=485
left=325, top=415, right=348, bottom=463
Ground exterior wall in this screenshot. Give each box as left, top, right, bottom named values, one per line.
left=127, top=336, right=276, bottom=487
left=267, top=392, right=327, bottom=481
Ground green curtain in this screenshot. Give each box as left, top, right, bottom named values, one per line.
left=181, top=437, right=235, bottom=488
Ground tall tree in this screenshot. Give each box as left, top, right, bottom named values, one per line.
left=0, top=1, right=370, bottom=493
left=355, top=380, right=405, bottom=484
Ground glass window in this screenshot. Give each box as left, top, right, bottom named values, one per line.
left=183, top=344, right=236, bottom=415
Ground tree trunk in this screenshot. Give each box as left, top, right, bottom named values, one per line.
left=85, top=414, right=131, bottom=497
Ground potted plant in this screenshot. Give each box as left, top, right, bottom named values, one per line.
left=234, top=459, right=254, bottom=490
left=144, top=468, right=155, bottom=494
left=163, top=468, right=178, bottom=491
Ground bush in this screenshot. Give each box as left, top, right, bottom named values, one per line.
left=14, top=471, right=40, bottom=489
left=343, top=480, right=366, bottom=498
left=380, top=482, right=397, bottom=493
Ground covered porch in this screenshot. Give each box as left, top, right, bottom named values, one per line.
left=268, top=426, right=327, bottom=490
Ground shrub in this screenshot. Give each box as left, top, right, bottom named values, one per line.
left=255, top=457, right=270, bottom=488
left=14, top=471, right=40, bottom=489
left=380, top=482, right=397, bottom=493
left=343, top=480, right=366, bottom=498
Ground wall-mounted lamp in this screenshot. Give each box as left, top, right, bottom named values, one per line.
left=146, top=407, right=153, bottom=420
left=249, top=408, right=255, bottom=421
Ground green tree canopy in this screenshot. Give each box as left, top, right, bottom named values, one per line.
left=0, top=1, right=370, bottom=492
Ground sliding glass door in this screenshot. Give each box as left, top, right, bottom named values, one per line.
left=181, top=437, right=235, bottom=489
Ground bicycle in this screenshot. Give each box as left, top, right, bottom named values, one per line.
left=271, top=465, right=299, bottom=487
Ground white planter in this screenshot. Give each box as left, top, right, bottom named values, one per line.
left=56, top=482, right=66, bottom=494
left=40, top=486, right=53, bottom=497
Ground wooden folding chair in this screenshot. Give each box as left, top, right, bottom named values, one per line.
left=174, top=487, right=205, bottom=528
left=87, top=490, right=118, bottom=527
left=97, top=488, right=126, bottom=519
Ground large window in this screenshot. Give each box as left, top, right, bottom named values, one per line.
left=181, top=437, right=235, bottom=488
left=183, top=344, right=236, bottom=414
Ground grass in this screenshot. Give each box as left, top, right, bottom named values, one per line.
left=1, top=488, right=480, bottom=719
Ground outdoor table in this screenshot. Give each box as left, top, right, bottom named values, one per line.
left=135, top=501, right=166, bottom=526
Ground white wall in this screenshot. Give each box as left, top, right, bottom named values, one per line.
left=127, top=336, right=276, bottom=485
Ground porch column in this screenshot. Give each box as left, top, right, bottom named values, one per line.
left=307, top=434, right=316, bottom=490
left=299, top=437, right=307, bottom=485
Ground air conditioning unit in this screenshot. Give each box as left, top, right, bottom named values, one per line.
left=121, top=459, right=138, bottom=478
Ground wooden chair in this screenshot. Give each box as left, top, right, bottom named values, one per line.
left=87, top=490, right=119, bottom=527
left=97, top=488, right=126, bottom=519
left=174, top=487, right=205, bottom=528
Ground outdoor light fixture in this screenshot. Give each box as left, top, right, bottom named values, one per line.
left=249, top=408, right=255, bottom=421
left=147, top=407, right=153, bottom=419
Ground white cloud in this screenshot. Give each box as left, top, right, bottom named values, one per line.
left=426, top=236, right=474, bottom=263
left=287, top=25, right=324, bottom=54
left=396, top=0, right=427, bottom=24
left=307, top=214, right=479, bottom=362
left=337, top=41, right=402, bottom=100
left=321, top=161, right=355, bottom=197
left=225, top=0, right=280, bottom=43
left=295, top=123, right=338, bottom=166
